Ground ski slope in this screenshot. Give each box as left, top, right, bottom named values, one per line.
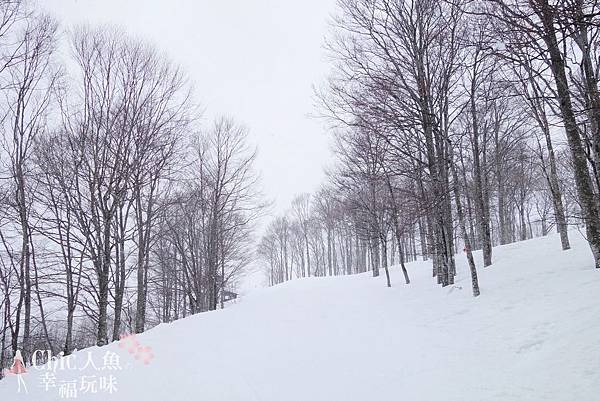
left=1, top=230, right=599, bottom=400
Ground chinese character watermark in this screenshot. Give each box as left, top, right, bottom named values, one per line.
left=5, top=333, right=153, bottom=398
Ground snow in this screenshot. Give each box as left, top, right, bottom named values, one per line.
left=1, top=230, right=599, bottom=400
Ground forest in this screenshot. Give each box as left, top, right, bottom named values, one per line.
left=2, top=0, right=600, bottom=379
left=0, top=1, right=266, bottom=373
left=259, top=0, right=600, bottom=297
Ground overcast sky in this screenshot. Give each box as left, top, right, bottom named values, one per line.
left=42, top=0, right=337, bottom=216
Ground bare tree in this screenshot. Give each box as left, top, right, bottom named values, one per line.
left=0, top=13, right=57, bottom=360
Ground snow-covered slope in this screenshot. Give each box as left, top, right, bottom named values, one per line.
left=1, top=231, right=599, bottom=401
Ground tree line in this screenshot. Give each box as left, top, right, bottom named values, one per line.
left=0, top=2, right=264, bottom=374
left=259, top=0, right=600, bottom=297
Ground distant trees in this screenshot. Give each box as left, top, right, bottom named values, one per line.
left=291, top=193, right=314, bottom=277
left=154, top=118, right=263, bottom=314
left=259, top=156, right=422, bottom=288
left=259, top=174, right=423, bottom=288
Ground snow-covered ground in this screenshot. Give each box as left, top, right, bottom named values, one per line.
left=1, top=230, right=599, bottom=401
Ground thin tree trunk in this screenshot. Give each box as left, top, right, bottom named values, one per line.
left=451, top=161, right=480, bottom=296
left=381, top=235, right=391, bottom=287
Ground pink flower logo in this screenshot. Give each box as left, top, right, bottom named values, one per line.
left=118, top=334, right=154, bottom=365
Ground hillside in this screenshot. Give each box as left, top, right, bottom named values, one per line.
left=0, top=231, right=598, bottom=401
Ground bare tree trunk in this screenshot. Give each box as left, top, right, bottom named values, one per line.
left=327, top=227, right=332, bottom=276
left=370, top=234, right=380, bottom=277
left=519, top=198, right=527, bottom=241
left=31, top=236, right=53, bottom=351
left=418, top=217, right=428, bottom=261
left=470, top=73, right=493, bottom=266
left=112, top=208, right=127, bottom=341
left=451, top=161, right=480, bottom=296
left=381, top=234, right=391, bottom=287
left=539, top=3, right=600, bottom=267
left=346, top=233, right=353, bottom=275
left=384, top=172, right=410, bottom=284
left=540, top=126, right=571, bottom=250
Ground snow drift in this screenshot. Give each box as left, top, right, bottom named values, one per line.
left=0, top=230, right=598, bottom=401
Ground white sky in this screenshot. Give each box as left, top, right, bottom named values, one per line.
left=41, top=0, right=337, bottom=215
